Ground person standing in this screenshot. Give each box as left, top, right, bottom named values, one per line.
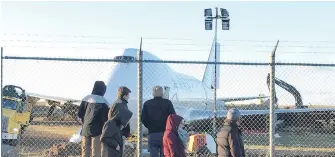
left=77, top=81, right=109, bottom=157
left=141, top=86, right=176, bottom=157
left=108, top=86, right=132, bottom=141
left=100, top=101, right=133, bottom=157
left=216, top=108, right=245, bottom=157
left=163, top=114, right=187, bottom=157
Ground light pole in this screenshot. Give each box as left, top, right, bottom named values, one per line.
left=204, top=7, right=230, bottom=136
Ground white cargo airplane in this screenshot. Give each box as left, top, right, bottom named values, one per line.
left=25, top=39, right=335, bottom=135
left=25, top=39, right=269, bottom=134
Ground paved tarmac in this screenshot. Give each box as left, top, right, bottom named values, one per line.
left=1, top=143, right=18, bottom=157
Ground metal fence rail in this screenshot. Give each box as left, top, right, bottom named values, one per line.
left=1, top=46, right=335, bottom=157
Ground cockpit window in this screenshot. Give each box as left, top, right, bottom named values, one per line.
left=114, top=56, right=136, bottom=61
left=3, top=86, right=24, bottom=99
left=3, top=99, right=18, bottom=110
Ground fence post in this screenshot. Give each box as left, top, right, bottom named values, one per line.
left=1, top=47, right=3, bottom=99
left=137, top=38, right=143, bottom=157
left=213, top=41, right=219, bottom=156
left=269, top=40, right=279, bottom=157
left=0, top=47, right=3, bottom=144
left=1, top=47, right=3, bottom=104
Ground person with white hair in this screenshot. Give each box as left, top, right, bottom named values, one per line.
left=216, top=108, right=245, bottom=157
left=141, top=86, right=176, bottom=157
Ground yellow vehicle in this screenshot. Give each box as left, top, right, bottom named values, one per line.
left=2, top=85, right=33, bottom=146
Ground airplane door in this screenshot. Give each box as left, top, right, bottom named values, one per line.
left=163, top=86, right=170, bottom=99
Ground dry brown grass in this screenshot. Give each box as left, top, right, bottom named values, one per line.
left=15, top=124, right=335, bottom=157
left=26, top=125, right=79, bottom=139
left=16, top=124, right=80, bottom=156
left=246, top=145, right=335, bottom=152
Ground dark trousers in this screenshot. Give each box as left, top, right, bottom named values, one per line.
left=148, top=132, right=164, bottom=157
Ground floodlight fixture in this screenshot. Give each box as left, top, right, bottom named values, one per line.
left=222, top=18, right=230, bottom=30
left=205, top=20, right=213, bottom=30
left=204, top=7, right=230, bottom=31
left=204, top=8, right=212, bottom=17
left=220, top=8, right=229, bottom=18
left=205, top=16, right=213, bottom=21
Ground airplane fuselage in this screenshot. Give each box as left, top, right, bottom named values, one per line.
left=99, top=49, right=220, bottom=134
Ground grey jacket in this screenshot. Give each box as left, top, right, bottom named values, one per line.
left=216, top=121, right=245, bottom=157
left=101, top=102, right=133, bottom=157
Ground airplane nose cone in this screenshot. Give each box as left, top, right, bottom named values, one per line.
left=96, top=49, right=174, bottom=135
left=99, top=61, right=149, bottom=134
left=102, top=62, right=138, bottom=104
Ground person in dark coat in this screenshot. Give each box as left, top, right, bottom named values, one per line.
left=100, top=101, right=133, bottom=157
left=216, top=108, right=245, bottom=157
left=163, top=114, right=187, bottom=157
left=77, top=81, right=109, bottom=157
left=108, top=86, right=132, bottom=138
left=141, top=86, right=176, bottom=157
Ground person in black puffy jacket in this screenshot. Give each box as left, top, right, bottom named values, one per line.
left=77, top=81, right=109, bottom=157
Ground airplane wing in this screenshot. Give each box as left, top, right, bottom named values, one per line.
left=26, top=92, right=82, bottom=105
left=182, top=107, right=335, bottom=122
left=182, top=109, right=266, bottom=122
left=217, top=96, right=269, bottom=102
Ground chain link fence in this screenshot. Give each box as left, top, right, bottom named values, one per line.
left=141, top=61, right=272, bottom=156
left=1, top=57, right=127, bottom=157
left=272, top=64, right=335, bottom=156
left=1, top=39, right=335, bottom=157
